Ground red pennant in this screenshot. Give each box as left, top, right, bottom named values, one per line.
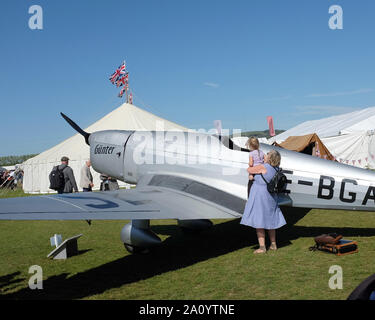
left=267, top=116, right=275, bottom=137
left=129, top=93, right=133, bottom=104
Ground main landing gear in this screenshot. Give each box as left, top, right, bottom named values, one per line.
left=121, top=219, right=213, bottom=254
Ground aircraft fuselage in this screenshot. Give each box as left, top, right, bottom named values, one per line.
left=89, top=130, right=375, bottom=212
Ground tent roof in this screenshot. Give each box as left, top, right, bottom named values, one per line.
left=24, top=103, right=189, bottom=164
left=270, top=106, right=375, bottom=143
left=274, top=133, right=335, bottom=160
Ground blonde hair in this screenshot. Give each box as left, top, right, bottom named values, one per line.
left=267, top=150, right=281, bottom=166
left=245, top=136, right=260, bottom=151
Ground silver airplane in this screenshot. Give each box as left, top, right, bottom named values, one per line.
left=1, top=113, right=375, bottom=253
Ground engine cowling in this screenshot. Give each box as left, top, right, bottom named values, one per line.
left=89, top=130, right=134, bottom=181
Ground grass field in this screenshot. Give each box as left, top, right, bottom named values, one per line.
left=0, top=188, right=374, bottom=300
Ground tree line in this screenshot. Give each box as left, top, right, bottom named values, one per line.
left=231, top=130, right=285, bottom=139
left=0, top=154, right=38, bottom=166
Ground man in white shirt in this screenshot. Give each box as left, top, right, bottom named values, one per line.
left=80, top=160, right=94, bottom=192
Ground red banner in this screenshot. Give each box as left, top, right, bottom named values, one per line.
left=267, top=116, right=275, bottom=137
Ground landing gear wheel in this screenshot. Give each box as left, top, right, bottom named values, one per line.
left=124, top=244, right=150, bottom=254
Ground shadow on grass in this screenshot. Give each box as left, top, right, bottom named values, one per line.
left=2, top=208, right=375, bottom=299
left=76, top=249, right=93, bottom=256
left=0, top=272, right=25, bottom=292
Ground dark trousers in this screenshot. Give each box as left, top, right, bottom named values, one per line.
left=247, top=180, right=254, bottom=198
left=83, top=187, right=92, bottom=192
left=100, top=182, right=110, bottom=191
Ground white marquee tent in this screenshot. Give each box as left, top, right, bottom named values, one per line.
left=23, top=103, right=189, bottom=194
left=269, top=106, right=375, bottom=143
left=269, top=106, right=375, bottom=169
left=321, top=130, right=375, bottom=169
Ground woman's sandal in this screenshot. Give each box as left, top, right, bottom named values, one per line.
left=268, top=243, right=277, bottom=251
left=253, top=246, right=267, bottom=254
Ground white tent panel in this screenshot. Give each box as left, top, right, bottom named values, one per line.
left=23, top=103, right=189, bottom=194
left=322, top=131, right=375, bottom=169
left=270, top=106, right=375, bottom=144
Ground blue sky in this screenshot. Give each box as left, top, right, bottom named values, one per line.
left=1, top=0, right=375, bottom=155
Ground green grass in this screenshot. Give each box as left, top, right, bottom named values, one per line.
left=0, top=188, right=35, bottom=199
left=0, top=189, right=374, bottom=300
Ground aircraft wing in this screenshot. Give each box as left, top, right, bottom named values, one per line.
left=0, top=174, right=247, bottom=221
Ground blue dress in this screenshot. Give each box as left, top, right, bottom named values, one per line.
left=240, top=163, right=286, bottom=230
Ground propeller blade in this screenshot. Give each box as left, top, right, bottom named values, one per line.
left=60, top=112, right=91, bottom=145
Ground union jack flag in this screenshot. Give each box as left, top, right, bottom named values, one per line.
left=118, top=86, right=127, bottom=98
left=116, top=73, right=129, bottom=87
left=129, top=92, right=133, bottom=104
left=109, top=61, right=126, bottom=84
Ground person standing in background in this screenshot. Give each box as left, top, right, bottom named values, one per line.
left=57, top=156, right=79, bottom=194
left=100, top=174, right=119, bottom=191
left=80, top=160, right=94, bottom=192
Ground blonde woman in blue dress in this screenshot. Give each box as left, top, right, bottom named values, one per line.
left=240, top=149, right=286, bottom=254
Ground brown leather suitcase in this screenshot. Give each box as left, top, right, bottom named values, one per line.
left=314, top=233, right=342, bottom=245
